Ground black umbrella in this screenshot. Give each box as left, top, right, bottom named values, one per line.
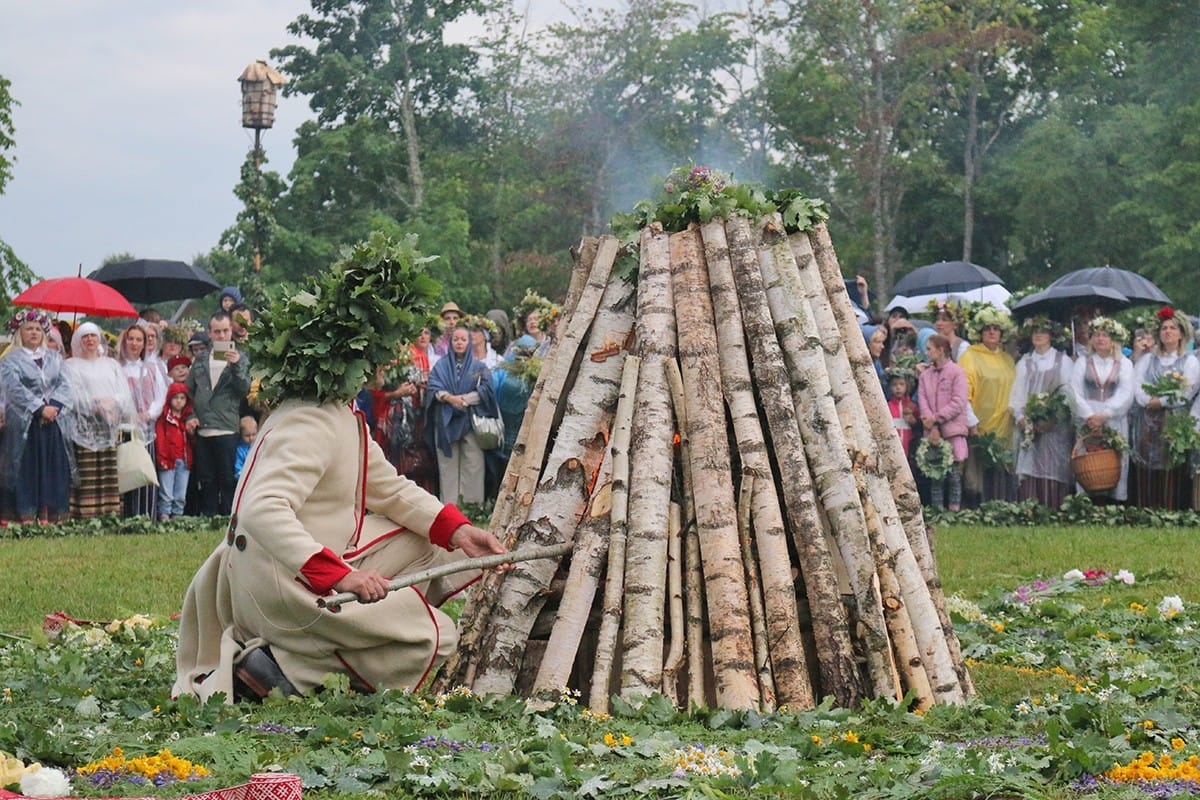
left=88, top=259, right=221, bottom=306
left=1046, top=266, right=1171, bottom=306
left=890, top=260, right=1004, bottom=298
left=1010, top=284, right=1132, bottom=319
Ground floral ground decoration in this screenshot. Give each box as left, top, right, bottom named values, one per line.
left=3, top=570, right=1200, bottom=798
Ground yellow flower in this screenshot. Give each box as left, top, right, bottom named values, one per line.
left=1144, top=720, right=1156, bottom=730
left=1173, top=738, right=1187, bottom=751
left=990, top=621, right=1005, bottom=632
left=811, top=735, right=823, bottom=746
left=843, top=731, right=859, bottom=743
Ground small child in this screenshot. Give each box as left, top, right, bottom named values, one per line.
left=886, top=370, right=919, bottom=456
left=155, top=382, right=193, bottom=521
left=167, top=355, right=192, bottom=383
left=234, top=415, right=259, bottom=480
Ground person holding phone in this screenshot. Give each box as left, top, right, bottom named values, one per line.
left=186, top=311, right=251, bottom=516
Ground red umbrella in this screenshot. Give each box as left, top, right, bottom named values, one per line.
left=11, top=276, right=139, bottom=318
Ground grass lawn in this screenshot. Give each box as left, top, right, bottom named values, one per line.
left=2, top=521, right=1196, bottom=634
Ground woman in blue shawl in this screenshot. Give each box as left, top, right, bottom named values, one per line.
left=0, top=309, right=75, bottom=524
left=424, top=327, right=497, bottom=505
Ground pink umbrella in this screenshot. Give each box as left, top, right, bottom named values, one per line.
left=11, top=276, right=139, bottom=319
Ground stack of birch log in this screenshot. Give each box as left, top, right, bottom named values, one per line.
left=434, top=216, right=973, bottom=712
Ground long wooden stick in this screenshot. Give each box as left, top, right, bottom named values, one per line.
left=317, top=543, right=574, bottom=610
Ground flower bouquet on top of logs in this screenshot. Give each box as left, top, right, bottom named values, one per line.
left=438, top=165, right=971, bottom=716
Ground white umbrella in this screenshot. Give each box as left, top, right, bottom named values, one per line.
left=884, top=284, right=1012, bottom=315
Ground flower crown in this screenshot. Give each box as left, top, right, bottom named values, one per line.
left=460, top=313, right=499, bottom=336
left=8, top=308, right=52, bottom=334
left=1087, top=315, right=1128, bottom=342
left=925, top=299, right=960, bottom=321
left=513, top=289, right=561, bottom=333
left=964, top=305, right=1016, bottom=343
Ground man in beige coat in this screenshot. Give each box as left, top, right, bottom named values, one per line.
left=174, top=396, right=508, bottom=702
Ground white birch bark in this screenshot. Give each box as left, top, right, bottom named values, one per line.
left=743, top=218, right=895, bottom=702
left=670, top=226, right=759, bottom=709
left=441, top=238, right=610, bottom=692
left=619, top=225, right=677, bottom=701
left=472, top=272, right=636, bottom=697
left=701, top=218, right=814, bottom=709
left=805, top=223, right=971, bottom=700
left=723, top=215, right=866, bottom=707
left=590, top=354, right=639, bottom=713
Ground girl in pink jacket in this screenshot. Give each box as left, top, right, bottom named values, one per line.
left=918, top=334, right=969, bottom=510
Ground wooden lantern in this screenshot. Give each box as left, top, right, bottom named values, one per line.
left=238, top=60, right=285, bottom=130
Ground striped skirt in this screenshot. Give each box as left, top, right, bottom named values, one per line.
left=72, top=445, right=121, bottom=518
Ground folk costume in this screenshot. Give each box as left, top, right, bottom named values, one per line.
left=63, top=322, right=136, bottom=518
left=424, top=345, right=497, bottom=505
left=1009, top=346, right=1075, bottom=509
left=173, top=400, right=481, bottom=702
left=1129, top=347, right=1199, bottom=509
left=1070, top=349, right=1134, bottom=501
left=0, top=312, right=74, bottom=523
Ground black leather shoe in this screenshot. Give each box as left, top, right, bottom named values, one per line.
left=233, top=646, right=300, bottom=701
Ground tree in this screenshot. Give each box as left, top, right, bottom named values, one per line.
left=0, top=74, right=38, bottom=309
left=909, top=0, right=1037, bottom=262
left=274, top=0, right=494, bottom=213
left=760, top=0, right=937, bottom=298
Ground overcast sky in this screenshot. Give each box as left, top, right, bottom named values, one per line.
left=0, top=1, right=584, bottom=282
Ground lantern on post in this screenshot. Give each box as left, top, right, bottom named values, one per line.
left=237, top=60, right=285, bottom=271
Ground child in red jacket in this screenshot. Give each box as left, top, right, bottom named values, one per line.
left=156, top=382, right=194, bottom=521
left=886, top=370, right=919, bottom=457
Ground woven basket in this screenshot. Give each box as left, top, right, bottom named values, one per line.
left=1072, top=448, right=1121, bottom=493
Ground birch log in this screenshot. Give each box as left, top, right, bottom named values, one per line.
left=471, top=273, right=635, bottom=696
left=439, top=239, right=615, bottom=692
left=661, top=501, right=685, bottom=705
left=590, top=355, right=640, bottom=712
left=670, top=226, right=759, bottom=709
left=700, top=218, right=814, bottom=709
left=620, top=224, right=677, bottom=700
left=665, top=358, right=707, bottom=707
left=745, top=220, right=895, bottom=702
left=723, top=215, right=866, bottom=707
left=806, top=223, right=972, bottom=698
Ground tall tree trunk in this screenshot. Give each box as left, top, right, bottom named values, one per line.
left=620, top=225, right=677, bottom=700
left=670, top=226, right=759, bottom=709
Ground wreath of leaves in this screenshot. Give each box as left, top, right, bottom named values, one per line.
left=915, top=438, right=956, bottom=480
left=243, top=232, right=441, bottom=406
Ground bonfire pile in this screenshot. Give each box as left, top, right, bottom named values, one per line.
left=434, top=215, right=972, bottom=712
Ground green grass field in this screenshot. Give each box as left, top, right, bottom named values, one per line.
left=2, top=522, right=1196, bottom=635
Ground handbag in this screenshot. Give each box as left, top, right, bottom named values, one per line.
left=471, top=409, right=505, bottom=451
left=117, top=428, right=159, bottom=493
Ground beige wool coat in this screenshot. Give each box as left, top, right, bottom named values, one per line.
left=173, top=400, right=479, bottom=702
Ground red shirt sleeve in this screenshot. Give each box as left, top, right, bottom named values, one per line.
left=429, top=504, right=471, bottom=550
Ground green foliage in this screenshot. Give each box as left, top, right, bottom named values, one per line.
left=244, top=232, right=442, bottom=405
left=927, top=495, right=1200, bottom=528
left=0, top=74, right=38, bottom=315
left=610, top=165, right=829, bottom=239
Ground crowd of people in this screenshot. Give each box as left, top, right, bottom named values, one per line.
left=0, top=286, right=562, bottom=525
left=868, top=297, right=1200, bottom=512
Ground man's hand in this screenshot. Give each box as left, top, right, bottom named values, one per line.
left=334, top=568, right=391, bottom=604
left=449, top=525, right=511, bottom=569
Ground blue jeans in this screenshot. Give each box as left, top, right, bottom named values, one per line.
left=157, top=459, right=190, bottom=518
